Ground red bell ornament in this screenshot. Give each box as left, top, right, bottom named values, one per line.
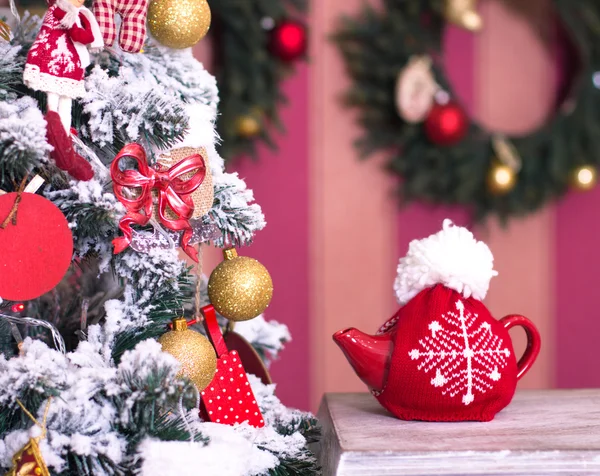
left=268, top=20, right=307, bottom=62
left=424, top=101, right=468, bottom=146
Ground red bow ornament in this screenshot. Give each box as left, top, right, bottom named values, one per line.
left=110, top=143, right=206, bottom=262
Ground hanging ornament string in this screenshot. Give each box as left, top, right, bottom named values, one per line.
left=0, top=174, right=44, bottom=229
left=0, top=313, right=66, bottom=354
left=0, top=176, right=28, bottom=229
left=492, top=135, right=522, bottom=172
left=16, top=398, right=52, bottom=439
left=110, top=143, right=206, bottom=262
left=8, top=398, right=53, bottom=476
left=8, top=0, right=20, bottom=24
left=194, top=244, right=203, bottom=322
left=0, top=20, right=10, bottom=42
left=71, top=135, right=110, bottom=179
left=178, top=386, right=200, bottom=443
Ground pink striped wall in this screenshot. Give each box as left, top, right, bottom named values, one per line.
left=309, top=0, right=399, bottom=412
left=232, top=66, right=311, bottom=410
left=556, top=189, right=600, bottom=388
left=191, top=46, right=311, bottom=409
left=214, top=0, right=600, bottom=410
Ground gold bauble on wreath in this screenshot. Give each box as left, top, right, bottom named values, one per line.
left=236, top=115, right=262, bottom=138
left=208, top=248, right=273, bottom=321
left=148, top=0, right=211, bottom=49
left=159, top=318, right=217, bottom=391
left=570, top=165, right=597, bottom=191
left=444, top=0, right=482, bottom=32
left=487, top=162, right=517, bottom=195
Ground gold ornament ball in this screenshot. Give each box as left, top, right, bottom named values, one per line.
left=236, top=115, right=261, bottom=138
left=445, top=0, right=483, bottom=32
left=570, top=165, right=598, bottom=191
left=487, top=162, right=517, bottom=195
left=148, top=0, right=211, bottom=49
left=208, top=248, right=273, bottom=321
left=159, top=318, right=217, bottom=391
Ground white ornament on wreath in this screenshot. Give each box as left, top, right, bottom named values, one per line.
left=394, top=55, right=438, bottom=123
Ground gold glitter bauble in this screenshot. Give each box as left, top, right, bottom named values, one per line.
left=159, top=318, right=217, bottom=391
left=148, top=0, right=211, bottom=49
left=570, top=165, right=598, bottom=191
left=487, top=162, right=517, bottom=195
left=236, top=115, right=261, bottom=138
left=208, top=248, right=273, bottom=321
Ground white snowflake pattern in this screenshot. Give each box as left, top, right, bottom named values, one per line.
left=408, top=299, right=510, bottom=405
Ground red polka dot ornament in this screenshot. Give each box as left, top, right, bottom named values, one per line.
left=199, top=305, right=265, bottom=428
left=0, top=189, right=73, bottom=301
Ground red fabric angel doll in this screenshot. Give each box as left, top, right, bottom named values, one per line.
left=23, top=0, right=103, bottom=181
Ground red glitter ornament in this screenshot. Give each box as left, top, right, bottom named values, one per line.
left=424, top=101, right=469, bottom=146
left=268, top=20, right=307, bottom=62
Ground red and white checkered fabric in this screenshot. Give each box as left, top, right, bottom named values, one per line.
left=93, top=0, right=148, bottom=53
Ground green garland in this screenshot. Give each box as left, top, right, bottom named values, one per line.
left=210, top=0, right=308, bottom=161
left=333, top=0, right=600, bottom=221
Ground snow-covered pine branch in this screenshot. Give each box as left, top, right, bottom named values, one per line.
left=0, top=96, right=51, bottom=187
left=48, top=178, right=123, bottom=271
left=118, top=43, right=219, bottom=109
left=81, top=66, right=189, bottom=153
left=0, top=339, right=318, bottom=476
left=0, top=43, right=25, bottom=100
left=209, top=172, right=266, bottom=248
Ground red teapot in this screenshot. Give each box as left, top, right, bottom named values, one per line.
left=333, top=220, right=541, bottom=422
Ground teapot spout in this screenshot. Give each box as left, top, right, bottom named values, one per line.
left=332, top=327, right=394, bottom=392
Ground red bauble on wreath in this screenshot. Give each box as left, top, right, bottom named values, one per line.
left=424, top=100, right=469, bottom=146
left=268, top=20, right=308, bottom=62
left=0, top=193, right=73, bottom=301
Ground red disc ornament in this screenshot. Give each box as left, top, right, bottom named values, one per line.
left=268, top=20, right=307, bottom=62
left=424, top=101, right=468, bottom=146
left=0, top=193, right=73, bottom=301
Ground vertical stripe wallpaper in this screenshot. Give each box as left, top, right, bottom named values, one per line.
left=199, top=0, right=598, bottom=411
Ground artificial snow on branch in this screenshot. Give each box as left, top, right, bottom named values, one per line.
left=0, top=8, right=317, bottom=474
left=0, top=96, right=51, bottom=187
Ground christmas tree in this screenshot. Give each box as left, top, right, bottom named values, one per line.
left=0, top=3, right=319, bottom=475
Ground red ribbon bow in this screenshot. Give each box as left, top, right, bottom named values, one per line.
left=110, top=143, right=206, bottom=262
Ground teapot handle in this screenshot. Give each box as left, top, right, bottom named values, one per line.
left=499, top=314, right=541, bottom=380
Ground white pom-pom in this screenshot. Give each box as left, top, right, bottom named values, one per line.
left=394, top=219, right=498, bottom=305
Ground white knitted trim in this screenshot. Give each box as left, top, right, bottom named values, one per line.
left=23, top=64, right=85, bottom=99
left=394, top=219, right=498, bottom=305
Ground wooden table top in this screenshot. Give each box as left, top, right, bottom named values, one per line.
left=317, top=390, right=600, bottom=475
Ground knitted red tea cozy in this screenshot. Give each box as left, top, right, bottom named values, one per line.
left=334, top=220, right=541, bottom=422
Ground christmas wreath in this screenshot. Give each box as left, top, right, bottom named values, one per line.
left=333, top=0, right=600, bottom=221
left=209, top=1, right=308, bottom=161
